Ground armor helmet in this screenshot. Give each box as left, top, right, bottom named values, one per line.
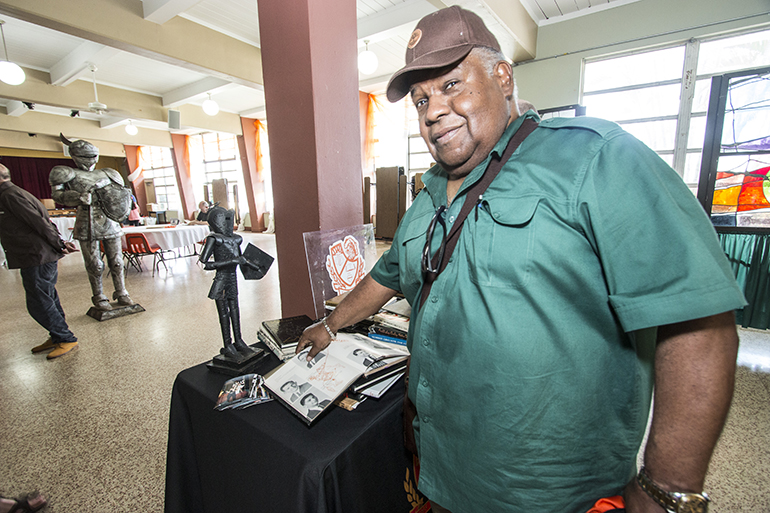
left=207, top=206, right=234, bottom=237
left=69, top=140, right=99, bottom=158
left=66, top=138, right=99, bottom=171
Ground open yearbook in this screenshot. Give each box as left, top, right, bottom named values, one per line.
left=264, top=332, right=409, bottom=425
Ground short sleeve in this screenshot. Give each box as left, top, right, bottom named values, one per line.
left=369, top=234, right=402, bottom=292
left=577, top=132, right=746, bottom=332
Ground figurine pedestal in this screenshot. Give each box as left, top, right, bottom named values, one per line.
left=206, top=346, right=269, bottom=377
left=86, top=303, right=145, bottom=321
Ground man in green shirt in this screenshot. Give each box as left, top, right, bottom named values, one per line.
left=297, top=6, right=745, bottom=513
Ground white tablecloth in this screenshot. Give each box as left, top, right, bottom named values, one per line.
left=51, top=217, right=77, bottom=240
left=122, top=224, right=211, bottom=251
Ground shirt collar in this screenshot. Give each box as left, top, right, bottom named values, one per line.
left=421, top=112, right=540, bottom=208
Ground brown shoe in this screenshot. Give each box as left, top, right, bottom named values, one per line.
left=47, top=342, right=79, bottom=359
left=31, top=337, right=56, bottom=354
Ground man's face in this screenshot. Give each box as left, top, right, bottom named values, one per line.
left=410, top=52, right=513, bottom=181
left=304, top=394, right=318, bottom=408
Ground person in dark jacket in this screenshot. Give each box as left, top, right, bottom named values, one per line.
left=0, top=164, right=80, bottom=359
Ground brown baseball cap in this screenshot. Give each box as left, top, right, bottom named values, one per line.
left=385, top=5, right=501, bottom=102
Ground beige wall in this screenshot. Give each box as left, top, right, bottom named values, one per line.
left=514, top=0, right=770, bottom=111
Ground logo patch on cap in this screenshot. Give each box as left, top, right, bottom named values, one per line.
left=407, top=29, right=422, bottom=49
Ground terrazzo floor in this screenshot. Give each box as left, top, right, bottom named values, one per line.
left=0, top=231, right=768, bottom=512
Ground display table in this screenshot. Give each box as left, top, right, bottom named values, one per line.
left=164, top=354, right=423, bottom=513
left=123, top=225, right=210, bottom=253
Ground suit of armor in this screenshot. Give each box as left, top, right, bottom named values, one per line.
left=50, top=138, right=132, bottom=311
left=199, top=206, right=255, bottom=360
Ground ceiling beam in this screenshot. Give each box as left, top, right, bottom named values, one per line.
left=99, top=116, right=128, bottom=130
left=0, top=110, right=174, bottom=147
left=162, top=77, right=234, bottom=107
left=0, top=0, right=264, bottom=88
left=239, top=105, right=266, bottom=119
left=142, top=0, right=202, bottom=24
left=479, top=0, right=538, bottom=61
left=4, top=100, right=27, bottom=116
left=357, top=0, right=436, bottom=42
left=49, top=41, right=121, bottom=87
left=0, top=68, right=168, bottom=123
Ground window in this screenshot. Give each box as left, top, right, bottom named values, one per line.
left=188, top=132, right=248, bottom=216
left=139, top=145, right=181, bottom=213
left=583, top=27, right=770, bottom=193
left=698, top=68, right=770, bottom=227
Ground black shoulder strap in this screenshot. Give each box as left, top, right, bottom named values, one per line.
left=419, top=117, right=538, bottom=308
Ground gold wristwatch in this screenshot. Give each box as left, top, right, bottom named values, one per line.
left=637, top=467, right=709, bottom=513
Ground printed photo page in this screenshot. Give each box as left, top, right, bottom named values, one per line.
left=264, top=332, right=409, bottom=425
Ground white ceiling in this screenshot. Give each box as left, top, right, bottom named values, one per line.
left=0, top=0, right=633, bottom=142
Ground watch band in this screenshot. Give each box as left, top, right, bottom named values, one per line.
left=637, top=467, right=710, bottom=513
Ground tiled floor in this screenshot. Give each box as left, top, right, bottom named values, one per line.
left=0, top=231, right=768, bottom=512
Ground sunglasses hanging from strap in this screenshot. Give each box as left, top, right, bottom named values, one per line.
left=419, top=117, right=539, bottom=309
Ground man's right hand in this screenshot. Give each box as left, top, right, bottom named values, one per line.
left=296, top=321, right=334, bottom=361
left=62, top=241, right=80, bottom=254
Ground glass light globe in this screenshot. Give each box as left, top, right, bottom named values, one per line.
left=0, top=60, right=25, bottom=85
left=125, top=122, right=138, bottom=135
left=358, top=50, right=378, bottom=76
left=202, top=97, right=219, bottom=116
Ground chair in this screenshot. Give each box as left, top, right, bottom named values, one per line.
left=122, top=241, right=142, bottom=274
left=124, top=233, right=169, bottom=277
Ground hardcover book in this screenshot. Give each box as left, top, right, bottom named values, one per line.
left=261, top=315, right=315, bottom=349
left=258, top=329, right=295, bottom=362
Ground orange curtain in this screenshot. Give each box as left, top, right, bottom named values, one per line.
left=364, top=93, right=384, bottom=179
left=254, top=119, right=267, bottom=181
left=183, top=135, right=192, bottom=178
left=135, top=145, right=146, bottom=171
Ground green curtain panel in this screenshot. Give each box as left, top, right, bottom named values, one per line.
left=721, top=233, right=770, bottom=329
left=742, top=235, right=770, bottom=329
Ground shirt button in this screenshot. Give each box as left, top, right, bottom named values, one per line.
left=423, top=415, right=430, bottom=423
left=421, top=378, right=428, bottom=387
left=430, top=295, right=438, bottom=303
left=449, top=215, right=455, bottom=223
left=422, top=338, right=429, bottom=347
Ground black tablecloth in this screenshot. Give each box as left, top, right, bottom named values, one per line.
left=165, top=353, right=427, bottom=513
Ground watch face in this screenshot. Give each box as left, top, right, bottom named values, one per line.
left=678, top=495, right=708, bottom=513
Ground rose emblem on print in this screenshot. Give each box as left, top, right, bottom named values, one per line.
left=325, top=235, right=366, bottom=294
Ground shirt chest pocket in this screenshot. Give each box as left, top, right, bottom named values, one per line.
left=466, top=196, right=540, bottom=289
left=399, top=211, right=434, bottom=298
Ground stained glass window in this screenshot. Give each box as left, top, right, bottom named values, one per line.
left=707, top=71, right=770, bottom=227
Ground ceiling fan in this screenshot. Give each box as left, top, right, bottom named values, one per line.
left=81, top=63, right=130, bottom=117
left=87, top=64, right=108, bottom=114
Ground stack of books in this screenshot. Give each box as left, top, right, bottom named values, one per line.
left=258, top=315, right=315, bottom=362
left=324, top=295, right=411, bottom=347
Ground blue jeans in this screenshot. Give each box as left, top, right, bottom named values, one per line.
left=20, top=261, right=77, bottom=344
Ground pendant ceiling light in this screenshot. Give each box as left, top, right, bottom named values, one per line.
left=0, top=21, right=25, bottom=85
left=125, top=120, right=138, bottom=135
left=202, top=93, right=219, bottom=116
left=358, top=40, right=378, bottom=76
